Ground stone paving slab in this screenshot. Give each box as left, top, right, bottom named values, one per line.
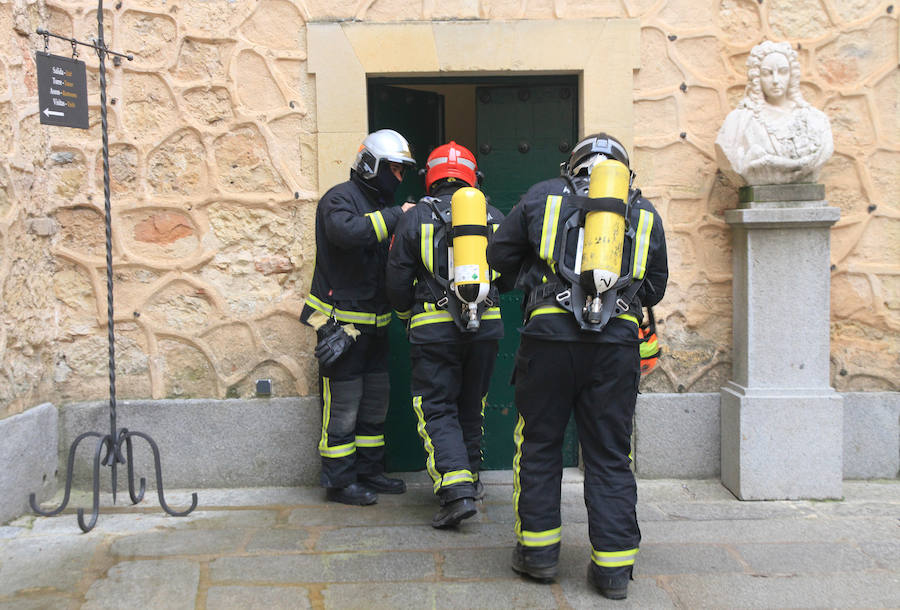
left=245, top=528, right=312, bottom=552
left=111, top=528, right=249, bottom=558
left=621, top=543, right=745, bottom=576
left=205, top=585, right=312, bottom=609
left=321, top=581, right=558, bottom=609
left=662, top=571, right=900, bottom=608
left=859, top=541, right=900, bottom=569
left=210, top=551, right=437, bottom=583
left=649, top=500, right=816, bottom=521
left=0, top=535, right=102, bottom=597
left=0, top=479, right=897, bottom=609
left=287, top=504, right=444, bottom=527
left=734, top=541, right=880, bottom=574
left=0, top=594, right=78, bottom=610
left=82, top=559, right=200, bottom=610
left=315, top=522, right=511, bottom=552
left=559, top=575, right=676, bottom=609
left=640, top=515, right=900, bottom=545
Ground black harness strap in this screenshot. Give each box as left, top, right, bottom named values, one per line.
left=565, top=195, right=627, bottom=216
left=450, top=224, right=489, bottom=238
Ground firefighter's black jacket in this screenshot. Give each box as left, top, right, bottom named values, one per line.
left=386, top=181, right=512, bottom=345
left=300, top=172, right=406, bottom=333
left=487, top=176, right=668, bottom=344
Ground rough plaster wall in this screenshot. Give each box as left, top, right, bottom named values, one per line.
left=0, top=0, right=896, bottom=417
left=0, top=0, right=319, bottom=418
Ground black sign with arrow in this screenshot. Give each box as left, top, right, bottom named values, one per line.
left=35, top=51, right=89, bottom=129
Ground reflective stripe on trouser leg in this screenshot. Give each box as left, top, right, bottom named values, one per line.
left=410, top=342, right=476, bottom=502
left=511, top=337, right=574, bottom=549
left=412, top=395, right=441, bottom=487
left=574, top=342, right=642, bottom=575
left=355, top=371, right=390, bottom=477
left=592, top=548, right=639, bottom=568
left=318, top=376, right=363, bottom=488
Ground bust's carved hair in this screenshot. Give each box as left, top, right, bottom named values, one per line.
left=739, top=40, right=808, bottom=115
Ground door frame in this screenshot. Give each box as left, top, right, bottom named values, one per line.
left=307, top=19, right=640, bottom=195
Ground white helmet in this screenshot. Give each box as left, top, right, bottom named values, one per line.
left=353, top=129, right=416, bottom=180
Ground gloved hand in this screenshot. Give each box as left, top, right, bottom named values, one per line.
left=314, top=320, right=354, bottom=367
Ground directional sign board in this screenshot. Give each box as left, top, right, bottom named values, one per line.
left=36, top=52, right=89, bottom=129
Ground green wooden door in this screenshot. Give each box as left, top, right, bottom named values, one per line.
left=475, top=82, right=580, bottom=469
left=368, top=84, right=443, bottom=471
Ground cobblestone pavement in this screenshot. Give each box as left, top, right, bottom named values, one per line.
left=1, top=471, right=898, bottom=609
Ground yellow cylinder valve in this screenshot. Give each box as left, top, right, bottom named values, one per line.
left=450, top=187, right=490, bottom=329
left=581, top=159, right=629, bottom=295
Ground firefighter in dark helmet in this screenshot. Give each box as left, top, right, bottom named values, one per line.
left=386, top=142, right=512, bottom=528
left=486, top=133, right=668, bottom=599
left=300, top=129, right=417, bottom=506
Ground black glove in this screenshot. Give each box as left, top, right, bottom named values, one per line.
left=314, top=320, right=354, bottom=367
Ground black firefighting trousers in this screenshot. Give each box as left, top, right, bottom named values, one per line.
left=512, top=336, right=642, bottom=578
left=410, top=340, right=499, bottom=504
left=317, top=332, right=390, bottom=489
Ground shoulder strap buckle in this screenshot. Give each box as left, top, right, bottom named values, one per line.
left=615, top=297, right=629, bottom=313
left=555, top=289, right=572, bottom=310
left=436, top=295, right=449, bottom=308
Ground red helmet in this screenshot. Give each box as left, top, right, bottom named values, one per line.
left=425, top=141, right=478, bottom=192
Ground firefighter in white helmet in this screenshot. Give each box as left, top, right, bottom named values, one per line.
left=487, top=133, right=668, bottom=599
left=386, top=142, right=512, bottom=528
left=300, top=129, right=416, bottom=506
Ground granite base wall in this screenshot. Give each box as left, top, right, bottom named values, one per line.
left=57, top=398, right=322, bottom=491
left=0, top=403, right=58, bottom=525
left=2, top=392, right=897, bottom=524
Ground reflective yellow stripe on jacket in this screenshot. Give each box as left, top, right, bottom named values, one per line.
left=365, top=211, right=388, bottom=242
left=632, top=209, right=653, bottom=280
left=528, top=306, right=638, bottom=327
left=539, top=195, right=563, bottom=269
left=305, top=294, right=392, bottom=327
left=410, top=307, right=501, bottom=329
left=421, top=224, right=435, bottom=274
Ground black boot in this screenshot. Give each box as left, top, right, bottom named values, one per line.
left=511, top=543, right=559, bottom=582
left=431, top=497, right=477, bottom=528
left=358, top=473, right=406, bottom=494
left=587, top=564, right=630, bottom=600
left=325, top=482, right=377, bottom=506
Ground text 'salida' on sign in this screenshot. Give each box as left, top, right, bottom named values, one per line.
left=36, top=51, right=89, bottom=130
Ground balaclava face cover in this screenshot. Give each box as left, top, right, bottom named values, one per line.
left=371, top=161, right=402, bottom=203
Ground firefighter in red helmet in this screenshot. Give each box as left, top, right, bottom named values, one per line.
left=387, top=141, right=512, bottom=528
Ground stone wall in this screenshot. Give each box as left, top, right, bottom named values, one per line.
left=0, top=0, right=896, bottom=417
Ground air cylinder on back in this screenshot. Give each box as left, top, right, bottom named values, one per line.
left=450, top=187, right=489, bottom=329
left=581, top=159, right=629, bottom=294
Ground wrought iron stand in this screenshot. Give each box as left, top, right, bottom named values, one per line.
left=29, top=2, right=197, bottom=532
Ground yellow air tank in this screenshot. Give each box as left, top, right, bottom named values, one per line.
left=450, top=187, right=490, bottom=329
left=581, top=159, right=629, bottom=295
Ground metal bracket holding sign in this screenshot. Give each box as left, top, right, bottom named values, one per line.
left=28, top=11, right=197, bottom=533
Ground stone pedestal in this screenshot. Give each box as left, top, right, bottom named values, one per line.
left=722, top=184, right=843, bottom=500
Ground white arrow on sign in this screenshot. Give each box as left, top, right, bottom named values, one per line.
left=43, top=107, right=64, bottom=117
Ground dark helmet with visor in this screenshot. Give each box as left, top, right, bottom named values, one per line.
left=562, top=133, right=631, bottom=179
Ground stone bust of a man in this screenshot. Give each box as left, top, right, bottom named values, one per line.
left=715, top=40, right=833, bottom=186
